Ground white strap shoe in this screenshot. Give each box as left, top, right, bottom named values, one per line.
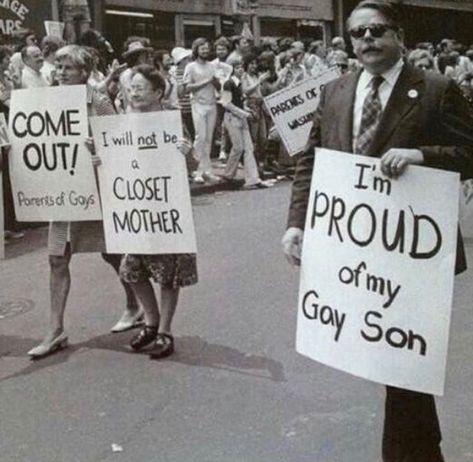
left=27, top=332, right=68, bottom=359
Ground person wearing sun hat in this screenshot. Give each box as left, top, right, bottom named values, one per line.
left=118, top=37, right=153, bottom=111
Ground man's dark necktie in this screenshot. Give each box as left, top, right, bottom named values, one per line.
left=355, top=75, right=384, bottom=155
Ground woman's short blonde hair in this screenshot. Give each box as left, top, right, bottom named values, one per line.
left=55, top=45, right=94, bottom=74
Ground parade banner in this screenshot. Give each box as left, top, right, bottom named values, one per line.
left=90, top=111, right=197, bottom=254
left=263, top=68, right=339, bottom=156
left=8, top=86, right=102, bottom=222
left=297, top=149, right=460, bottom=396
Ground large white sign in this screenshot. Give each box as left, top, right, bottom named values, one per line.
left=8, top=86, right=102, bottom=222
left=90, top=111, right=197, bottom=254
left=44, top=20, right=65, bottom=39
left=297, top=149, right=460, bottom=396
left=263, top=68, right=339, bottom=156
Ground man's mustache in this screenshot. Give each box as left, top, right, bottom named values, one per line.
left=362, top=46, right=382, bottom=53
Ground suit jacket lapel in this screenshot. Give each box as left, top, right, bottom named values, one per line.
left=336, top=70, right=360, bottom=152
left=367, top=64, right=424, bottom=157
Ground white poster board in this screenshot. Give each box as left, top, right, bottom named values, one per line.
left=90, top=111, right=197, bottom=254
left=8, top=86, right=102, bottom=222
left=297, top=149, right=460, bottom=396
left=44, top=20, right=65, bottom=38
left=263, top=68, right=339, bottom=156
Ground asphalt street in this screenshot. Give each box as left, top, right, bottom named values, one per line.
left=0, top=182, right=472, bottom=462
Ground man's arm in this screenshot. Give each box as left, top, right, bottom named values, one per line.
left=419, top=79, right=473, bottom=180
left=282, top=86, right=325, bottom=265
left=286, top=87, right=325, bottom=230
left=381, top=79, right=473, bottom=179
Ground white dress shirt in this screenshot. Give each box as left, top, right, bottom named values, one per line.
left=21, top=65, right=48, bottom=89
left=352, top=59, right=404, bottom=151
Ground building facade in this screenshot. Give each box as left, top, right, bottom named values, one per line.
left=337, top=0, right=473, bottom=47
left=93, top=0, right=334, bottom=53
left=0, top=0, right=56, bottom=42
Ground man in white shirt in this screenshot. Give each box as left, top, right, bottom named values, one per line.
left=212, top=37, right=233, bottom=161
left=21, top=46, right=48, bottom=88
left=183, top=38, right=221, bottom=183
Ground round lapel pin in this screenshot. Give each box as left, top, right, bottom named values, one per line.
left=408, top=89, right=418, bottom=99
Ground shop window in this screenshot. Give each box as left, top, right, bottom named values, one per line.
left=260, top=18, right=297, bottom=41
left=183, top=17, right=219, bottom=48
left=105, top=9, right=175, bottom=55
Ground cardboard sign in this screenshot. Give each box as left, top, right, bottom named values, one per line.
left=297, top=148, right=460, bottom=396
left=90, top=111, right=197, bottom=254
left=8, top=86, right=102, bottom=222
left=263, top=68, right=339, bottom=156
left=0, top=113, right=9, bottom=147
left=44, top=20, right=65, bottom=39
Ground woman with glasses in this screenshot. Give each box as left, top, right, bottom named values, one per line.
left=120, top=64, right=198, bottom=359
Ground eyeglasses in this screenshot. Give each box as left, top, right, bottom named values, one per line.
left=349, top=24, right=398, bottom=39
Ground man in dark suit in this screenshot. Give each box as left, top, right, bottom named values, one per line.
left=282, top=1, right=473, bottom=461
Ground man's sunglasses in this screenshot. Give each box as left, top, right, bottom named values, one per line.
left=349, top=24, right=398, bottom=39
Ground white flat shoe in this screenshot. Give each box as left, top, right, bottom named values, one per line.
left=110, top=310, right=145, bottom=333
left=27, top=332, right=68, bottom=359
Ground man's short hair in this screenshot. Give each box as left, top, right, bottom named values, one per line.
left=55, top=45, right=95, bottom=74
left=242, top=52, right=257, bottom=70
left=214, top=36, right=231, bottom=50
left=132, top=64, right=166, bottom=93
left=20, top=45, right=39, bottom=63
left=407, top=49, right=434, bottom=67
left=41, top=35, right=64, bottom=58
left=347, top=0, right=404, bottom=30
left=0, top=45, right=11, bottom=63
left=231, top=35, right=242, bottom=49
left=309, top=40, right=325, bottom=54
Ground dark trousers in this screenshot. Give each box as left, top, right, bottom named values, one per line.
left=2, top=150, right=19, bottom=232
left=383, top=386, right=444, bottom=462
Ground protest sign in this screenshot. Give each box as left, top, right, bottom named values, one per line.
left=459, top=180, right=473, bottom=238
left=0, top=113, right=9, bottom=147
left=297, top=149, right=460, bottom=396
left=263, top=68, right=339, bottom=156
left=8, top=86, right=102, bottom=222
left=90, top=111, right=197, bottom=254
left=44, top=20, right=65, bottom=39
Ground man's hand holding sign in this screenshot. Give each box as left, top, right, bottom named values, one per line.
left=282, top=148, right=425, bottom=265
left=293, top=148, right=459, bottom=395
